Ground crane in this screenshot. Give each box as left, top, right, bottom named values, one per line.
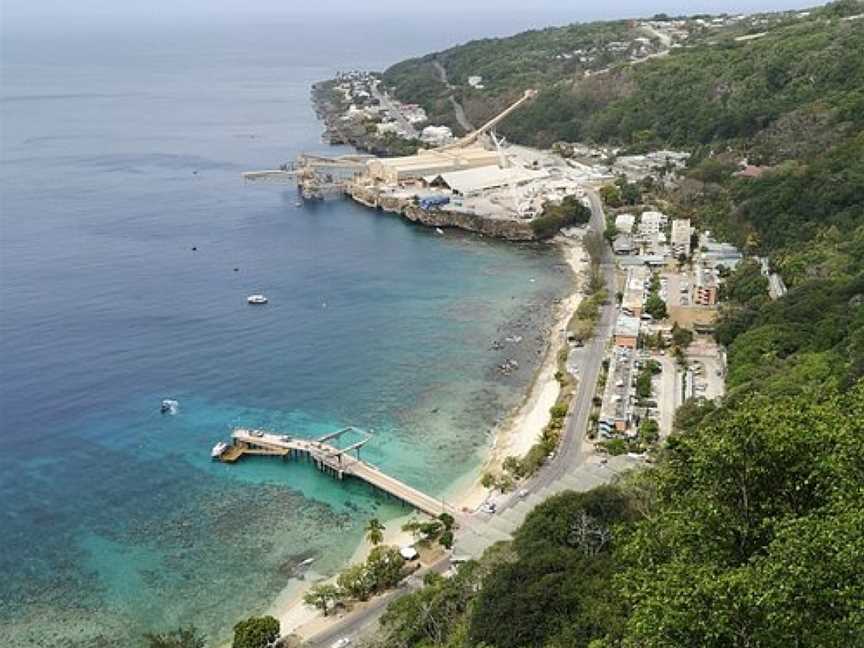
left=490, top=130, right=533, bottom=219
left=436, top=89, right=538, bottom=152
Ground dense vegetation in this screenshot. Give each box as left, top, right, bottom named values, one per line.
left=507, top=5, right=863, bottom=151
left=369, top=385, right=864, bottom=648
left=361, top=5, right=864, bottom=648
left=382, top=20, right=651, bottom=133
left=531, top=195, right=592, bottom=239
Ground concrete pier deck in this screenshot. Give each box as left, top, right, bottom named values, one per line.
left=217, top=429, right=449, bottom=517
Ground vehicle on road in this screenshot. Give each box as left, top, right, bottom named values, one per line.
left=330, top=638, right=351, bottom=648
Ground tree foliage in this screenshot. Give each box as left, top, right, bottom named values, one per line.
left=231, top=616, right=279, bottom=648
left=303, top=583, right=341, bottom=617
left=531, top=195, right=592, bottom=239
left=371, top=384, right=864, bottom=648
left=365, top=518, right=386, bottom=546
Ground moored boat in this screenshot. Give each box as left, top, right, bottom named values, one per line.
left=161, top=399, right=179, bottom=414
left=211, top=441, right=229, bottom=459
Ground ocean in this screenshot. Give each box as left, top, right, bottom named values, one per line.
left=0, top=14, right=572, bottom=647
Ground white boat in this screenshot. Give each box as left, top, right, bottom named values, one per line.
left=160, top=399, right=179, bottom=414
left=211, top=441, right=229, bottom=459
left=247, top=294, right=269, bottom=305
left=435, top=227, right=444, bottom=235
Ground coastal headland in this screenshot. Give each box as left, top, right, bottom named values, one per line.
left=234, top=66, right=628, bottom=647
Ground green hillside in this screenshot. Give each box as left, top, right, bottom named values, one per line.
left=502, top=8, right=864, bottom=149
left=371, top=387, right=863, bottom=648
left=385, top=2, right=864, bottom=152
left=364, top=4, right=864, bottom=648
left=382, top=19, right=658, bottom=134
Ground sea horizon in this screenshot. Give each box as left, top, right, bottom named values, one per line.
left=1, top=14, right=573, bottom=646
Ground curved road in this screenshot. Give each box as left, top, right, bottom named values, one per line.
left=496, top=188, right=615, bottom=513
left=431, top=60, right=476, bottom=133
left=301, top=188, right=615, bottom=646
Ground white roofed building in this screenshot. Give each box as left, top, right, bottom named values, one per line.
left=366, top=147, right=501, bottom=184
left=622, top=266, right=649, bottom=317
left=639, top=210, right=668, bottom=235
left=420, top=125, right=454, bottom=146
left=614, top=315, right=641, bottom=348
left=671, top=219, right=693, bottom=258
left=615, top=213, right=636, bottom=234
left=424, top=166, right=549, bottom=197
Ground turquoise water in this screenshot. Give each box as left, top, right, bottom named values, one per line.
left=0, top=18, right=571, bottom=647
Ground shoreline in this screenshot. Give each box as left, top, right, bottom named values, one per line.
left=266, top=233, right=588, bottom=643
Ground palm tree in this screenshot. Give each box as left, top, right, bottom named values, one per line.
left=365, top=518, right=385, bottom=546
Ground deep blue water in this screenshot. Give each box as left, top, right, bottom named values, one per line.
left=0, top=17, right=571, bottom=647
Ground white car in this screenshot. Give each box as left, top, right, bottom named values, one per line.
left=330, top=638, right=351, bottom=648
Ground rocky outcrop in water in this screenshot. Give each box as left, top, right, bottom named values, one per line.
left=350, top=185, right=536, bottom=241
left=402, top=204, right=536, bottom=241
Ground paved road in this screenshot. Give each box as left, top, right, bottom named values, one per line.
left=641, top=23, right=673, bottom=49
left=432, top=60, right=476, bottom=133
left=303, top=557, right=451, bottom=648
left=497, top=188, right=616, bottom=513
left=655, top=354, right=680, bottom=437
left=301, top=188, right=616, bottom=646
left=370, top=82, right=419, bottom=139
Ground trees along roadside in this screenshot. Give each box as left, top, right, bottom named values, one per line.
left=364, top=518, right=386, bottom=546
left=231, top=616, right=279, bottom=648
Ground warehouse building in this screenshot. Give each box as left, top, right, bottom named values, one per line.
left=423, top=166, right=549, bottom=197
left=366, top=146, right=501, bottom=183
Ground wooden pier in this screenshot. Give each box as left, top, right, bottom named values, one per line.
left=216, top=428, right=449, bottom=517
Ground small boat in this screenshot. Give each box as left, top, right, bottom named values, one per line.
left=295, top=201, right=303, bottom=207
left=247, top=294, right=269, bottom=305
left=435, top=227, right=444, bottom=235
left=211, top=441, right=229, bottom=459
left=160, top=399, right=179, bottom=414
left=298, top=557, right=316, bottom=567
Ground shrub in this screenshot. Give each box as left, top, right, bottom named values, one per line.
left=550, top=403, right=569, bottom=419
left=232, top=616, right=279, bottom=648
left=602, top=438, right=628, bottom=455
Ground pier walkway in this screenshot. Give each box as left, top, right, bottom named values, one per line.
left=217, top=428, right=450, bottom=517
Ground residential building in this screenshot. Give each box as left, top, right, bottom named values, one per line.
left=695, top=268, right=719, bottom=305
left=614, top=314, right=641, bottom=348
left=598, top=347, right=636, bottom=436
left=622, top=266, right=649, bottom=317
left=615, top=213, right=636, bottom=234
left=639, top=210, right=668, bottom=236
left=612, top=234, right=634, bottom=255
left=699, top=232, right=743, bottom=270
left=671, top=218, right=692, bottom=258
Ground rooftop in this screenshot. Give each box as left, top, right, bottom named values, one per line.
left=426, top=165, right=548, bottom=196
left=615, top=315, right=641, bottom=339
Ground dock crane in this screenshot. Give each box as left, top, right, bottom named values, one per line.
left=490, top=130, right=534, bottom=219
left=436, top=89, right=538, bottom=152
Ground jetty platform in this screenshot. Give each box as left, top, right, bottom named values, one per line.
left=216, top=428, right=449, bottom=517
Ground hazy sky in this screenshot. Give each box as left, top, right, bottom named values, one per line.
left=2, top=0, right=821, bottom=28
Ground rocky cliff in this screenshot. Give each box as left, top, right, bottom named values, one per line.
left=349, top=185, right=536, bottom=241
